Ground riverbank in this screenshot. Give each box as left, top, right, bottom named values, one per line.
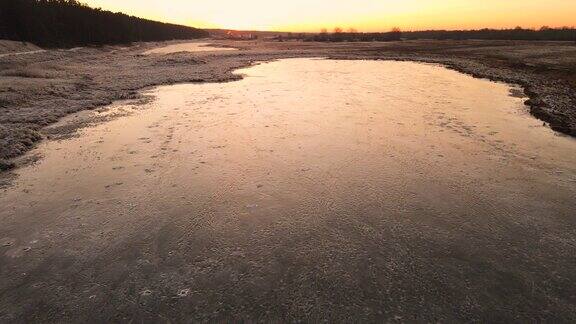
left=1, top=39, right=575, bottom=171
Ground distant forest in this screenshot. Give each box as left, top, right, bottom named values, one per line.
left=0, top=0, right=208, bottom=47
left=305, top=27, right=576, bottom=42
left=402, top=27, right=576, bottom=41
left=309, top=28, right=402, bottom=42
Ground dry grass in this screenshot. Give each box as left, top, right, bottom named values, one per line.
left=1, top=67, right=50, bottom=78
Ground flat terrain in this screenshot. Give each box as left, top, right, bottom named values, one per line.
left=0, top=40, right=575, bottom=323
left=1, top=39, right=576, bottom=171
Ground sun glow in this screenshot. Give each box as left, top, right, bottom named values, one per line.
left=83, top=0, right=575, bottom=32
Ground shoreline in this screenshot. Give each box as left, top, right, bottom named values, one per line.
left=323, top=54, right=575, bottom=137
left=1, top=39, right=575, bottom=173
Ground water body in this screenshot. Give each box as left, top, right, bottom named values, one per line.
left=1, top=59, right=575, bottom=322
left=143, top=42, right=237, bottom=55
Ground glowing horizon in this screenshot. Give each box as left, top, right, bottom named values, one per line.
left=83, top=0, right=575, bottom=32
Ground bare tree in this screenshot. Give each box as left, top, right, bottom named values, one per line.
left=333, top=27, right=343, bottom=34
left=320, top=28, right=328, bottom=34
left=347, top=28, right=358, bottom=33
left=390, top=27, right=402, bottom=41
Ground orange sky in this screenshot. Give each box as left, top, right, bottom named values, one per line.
left=83, top=0, right=575, bottom=32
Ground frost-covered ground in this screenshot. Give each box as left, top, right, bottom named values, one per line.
left=1, top=39, right=575, bottom=171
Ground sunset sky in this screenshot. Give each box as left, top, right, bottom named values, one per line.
left=83, top=0, right=575, bottom=32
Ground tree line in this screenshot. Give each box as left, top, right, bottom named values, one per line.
left=307, top=27, right=402, bottom=42
left=305, top=26, right=575, bottom=42
left=402, top=27, right=576, bottom=41
left=0, top=0, right=208, bottom=47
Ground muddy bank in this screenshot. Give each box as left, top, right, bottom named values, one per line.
left=1, top=40, right=575, bottom=170
left=0, top=40, right=42, bottom=56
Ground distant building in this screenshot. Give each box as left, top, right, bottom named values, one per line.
left=224, top=30, right=257, bottom=40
